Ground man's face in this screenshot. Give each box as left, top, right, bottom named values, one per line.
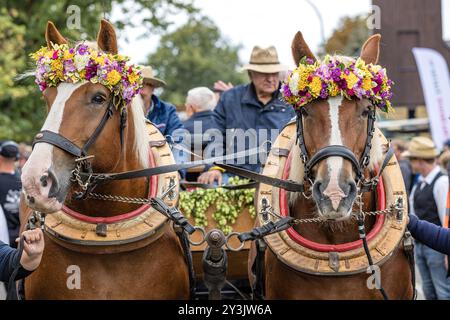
left=409, top=158, right=421, bottom=173
left=250, top=71, right=280, bottom=95
left=140, top=83, right=155, bottom=107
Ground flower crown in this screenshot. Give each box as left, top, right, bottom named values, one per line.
left=281, top=55, right=394, bottom=113
left=30, top=43, right=143, bottom=106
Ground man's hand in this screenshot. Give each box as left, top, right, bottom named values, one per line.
left=214, top=80, right=233, bottom=92
left=17, top=229, right=45, bottom=271
left=198, top=170, right=222, bottom=185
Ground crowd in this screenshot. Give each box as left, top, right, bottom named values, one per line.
left=0, top=42, right=450, bottom=300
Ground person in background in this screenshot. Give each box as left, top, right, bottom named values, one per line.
left=140, top=65, right=184, bottom=137
left=17, top=144, right=31, bottom=174
left=402, top=136, right=450, bottom=299
left=198, top=46, right=296, bottom=185
left=439, top=150, right=450, bottom=173
left=213, top=80, right=234, bottom=103
left=139, top=65, right=189, bottom=178
left=183, top=87, right=217, bottom=135
left=443, top=139, right=450, bottom=153
left=392, top=139, right=413, bottom=196
left=0, top=141, right=21, bottom=248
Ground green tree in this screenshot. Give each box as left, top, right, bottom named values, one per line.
left=0, top=0, right=197, bottom=142
left=319, top=15, right=370, bottom=57
left=146, top=17, right=246, bottom=106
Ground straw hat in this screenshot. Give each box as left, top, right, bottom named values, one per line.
left=401, top=136, right=439, bottom=159
left=242, top=46, right=287, bottom=73
left=140, top=65, right=166, bottom=88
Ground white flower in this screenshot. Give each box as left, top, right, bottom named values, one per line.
left=74, top=54, right=90, bottom=71
left=289, top=71, right=300, bottom=95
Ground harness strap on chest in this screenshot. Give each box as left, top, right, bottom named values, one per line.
left=252, top=239, right=267, bottom=300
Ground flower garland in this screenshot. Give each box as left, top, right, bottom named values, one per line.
left=30, top=43, right=143, bottom=105
left=281, top=55, right=394, bottom=113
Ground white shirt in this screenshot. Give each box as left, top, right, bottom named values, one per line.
left=409, top=166, right=449, bottom=226
left=0, top=205, right=9, bottom=245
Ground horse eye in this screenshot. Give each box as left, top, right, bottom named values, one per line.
left=361, top=107, right=371, bottom=117
left=92, top=94, right=106, bottom=105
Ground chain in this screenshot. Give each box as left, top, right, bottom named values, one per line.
left=292, top=207, right=394, bottom=224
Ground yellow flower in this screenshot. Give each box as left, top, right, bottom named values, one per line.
left=63, top=50, right=74, bottom=60
left=128, top=72, right=139, bottom=84
left=106, top=70, right=121, bottom=85
left=362, top=77, right=373, bottom=91
left=343, top=72, right=359, bottom=89
left=329, top=82, right=340, bottom=96
left=50, top=59, right=63, bottom=73
left=309, top=76, right=322, bottom=96
left=93, top=55, right=106, bottom=65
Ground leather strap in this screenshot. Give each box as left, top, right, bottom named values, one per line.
left=180, top=180, right=258, bottom=190
left=33, top=130, right=83, bottom=158
left=214, top=163, right=305, bottom=192
left=306, top=145, right=363, bottom=180
left=271, top=148, right=290, bottom=157
left=33, top=98, right=116, bottom=158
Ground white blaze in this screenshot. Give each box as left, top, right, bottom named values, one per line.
left=323, top=96, right=345, bottom=210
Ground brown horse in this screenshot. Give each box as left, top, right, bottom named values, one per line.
left=19, top=20, right=190, bottom=299
left=249, top=32, right=414, bottom=299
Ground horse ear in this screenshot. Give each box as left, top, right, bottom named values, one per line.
left=291, top=31, right=316, bottom=66
left=360, top=34, right=381, bottom=65
left=97, top=19, right=118, bottom=54
left=45, top=21, right=67, bottom=49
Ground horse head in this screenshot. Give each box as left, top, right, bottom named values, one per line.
left=21, top=20, right=148, bottom=214
left=288, top=32, right=386, bottom=221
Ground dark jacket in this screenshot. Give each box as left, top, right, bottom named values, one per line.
left=0, top=242, right=32, bottom=282
left=146, top=95, right=184, bottom=137
left=183, top=110, right=216, bottom=134
left=408, top=213, right=450, bottom=277
left=205, top=83, right=296, bottom=173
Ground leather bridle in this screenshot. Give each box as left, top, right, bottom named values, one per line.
left=295, top=107, right=377, bottom=187
left=32, top=95, right=126, bottom=174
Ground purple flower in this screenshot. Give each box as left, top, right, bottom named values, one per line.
left=52, top=50, right=59, bottom=59
left=77, top=44, right=88, bottom=55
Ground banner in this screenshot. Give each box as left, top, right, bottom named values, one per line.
left=412, top=48, right=450, bottom=151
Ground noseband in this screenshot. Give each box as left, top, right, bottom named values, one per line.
left=295, top=107, right=377, bottom=185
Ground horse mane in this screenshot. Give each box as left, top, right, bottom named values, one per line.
left=130, top=95, right=150, bottom=168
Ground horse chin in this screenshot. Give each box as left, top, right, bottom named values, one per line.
left=23, top=191, right=64, bottom=214
left=317, top=205, right=353, bottom=222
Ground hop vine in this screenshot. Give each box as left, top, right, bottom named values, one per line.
left=179, top=177, right=255, bottom=235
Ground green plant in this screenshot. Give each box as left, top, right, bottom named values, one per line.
left=179, top=177, right=255, bottom=234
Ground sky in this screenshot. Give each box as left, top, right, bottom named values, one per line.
left=114, top=0, right=450, bottom=70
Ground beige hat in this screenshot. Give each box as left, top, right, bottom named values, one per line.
left=140, top=65, right=166, bottom=88
left=401, top=136, right=439, bottom=159
left=242, top=46, right=287, bottom=73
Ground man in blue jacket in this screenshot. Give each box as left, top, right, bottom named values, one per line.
left=140, top=66, right=188, bottom=177
left=198, top=46, right=296, bottom=185
left=140, top=66, right=184, bottom=137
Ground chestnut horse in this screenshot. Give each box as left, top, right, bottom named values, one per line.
left=19, top=20, right=190, bottom=299
left=249, top=33, right=414, bottom=299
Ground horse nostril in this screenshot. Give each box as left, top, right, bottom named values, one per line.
left=40, top=174, right=48, bottom=187
left=27, top=195, right=35, bottom=204
left=47, top=168, right=61, bottom=199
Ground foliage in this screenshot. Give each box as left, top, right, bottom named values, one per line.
left=0, top=0, right=197, bottom=142
left=179, top=177, right=256, bottom=235
left=319, top=15, right=370, bottom=57
left=146, top=17, right=247, bottom=106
